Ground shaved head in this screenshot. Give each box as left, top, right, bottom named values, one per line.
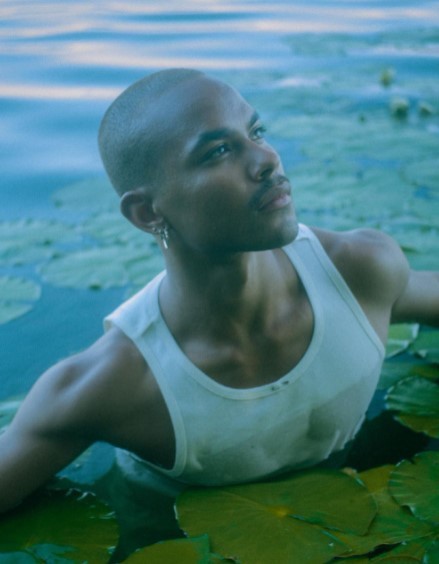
left=98, top=68, right=204, bottom=196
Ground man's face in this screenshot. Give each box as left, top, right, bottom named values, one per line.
left=151, top=76, right=298, bottom=255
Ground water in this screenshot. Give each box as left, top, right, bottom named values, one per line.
left=1, top=1, right=438, bottom=558
left=2, top=1, right=439, bottom=217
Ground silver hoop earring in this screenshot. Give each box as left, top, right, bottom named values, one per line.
left=153, top=225, right=170, bottom=250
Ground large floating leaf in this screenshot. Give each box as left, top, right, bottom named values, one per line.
left=177, top=469, right=377, bottom=563
left=125, top=535, right=211, bottom=563
left=389, top=451, right=439, bottom=525
left=0, top=276, right=42, bottom=324
left=386, top=377, right=439, bottom=438
left=333, top=465, right=435, bottom=557
left=0, top=488, right=118, bottom=562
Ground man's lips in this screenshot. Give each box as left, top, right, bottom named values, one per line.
left=250, top=176, right=292, bottom=212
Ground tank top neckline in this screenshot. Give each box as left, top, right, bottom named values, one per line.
left=149, top=233, right=325, bottom=399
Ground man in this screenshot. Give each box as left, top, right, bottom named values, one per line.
left=0, top=68, right=438, bottom=513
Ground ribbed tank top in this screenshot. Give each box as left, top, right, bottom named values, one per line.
left=104, top=224, right=384, bottom=486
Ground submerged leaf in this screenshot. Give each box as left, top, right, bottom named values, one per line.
left=0, top=488, right=118, bottom=562
left=389, top=451, right=439, bottom=525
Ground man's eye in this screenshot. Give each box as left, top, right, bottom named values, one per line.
left=251, top=125, right=267, bottom=141
left=207, top=144, right=230, bottom=159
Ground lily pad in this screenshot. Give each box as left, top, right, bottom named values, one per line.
left=177, top=469, right=377, bottom=563
left=333, top=465, right=435, bottom=557
left=39, top=246, right=129, bottom=289
left=410, top=330, right=439, bottom=364
left=0, top=277, right=42, bottom=324
left=125, top=535, right=211, bottom=563
left=52, top=177, right=118, bottom=213
left=386, top=377, right=439, bottom=417
left=0, top=219, right=79, bottom=266
left=377, top=360, right=429, bottom=391
left=386, top=324, right=420, bottom=359
left=81, top=211, right=149, bottom=248
left=385, top=376, right=439, bottom=438
left=389, top=451, right=439, bottom=525
left=0, top=488, right=118, bottom=562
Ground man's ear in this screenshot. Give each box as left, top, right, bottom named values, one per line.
left=120, top=188, right=163, bottom=234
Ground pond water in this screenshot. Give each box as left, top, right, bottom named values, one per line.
left=1, top=0, right=439, bottom=560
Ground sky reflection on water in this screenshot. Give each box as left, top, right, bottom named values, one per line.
left=0, top=0, right=438, bottom=208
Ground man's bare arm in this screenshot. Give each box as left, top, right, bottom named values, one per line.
left=0, top=358, right=93, bottom=513
left=391, top=270, right=439, bottom=327
left=0, top=328, right=157, bottom=514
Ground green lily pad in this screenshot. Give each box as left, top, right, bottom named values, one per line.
left=385, top=376, right=439, bottom=437
left=333, top=465, right=435, bottom=557
left=389, top=451, right=439, bottom=525
left=386, top=324, right=420, bottom=359
left=370, top=536, right=439, bottom=562
left=386, top=377, right=439, bottom=417
left=81, top=211, right=149, bottom=248
left=177, top=469, right=377, bottom=563
left=125, top=535, right=211, bottom=563
left=0, top=488, right=118, bottom=562
left=377, top=360, right=433, bottom=391
left=0, top=277, right=42, bottom=325
left=52, top=177, right=118, bottom=213
left=0, top=219, right=79, bottom=266
left=39, top=246, right=129, bottom=289
left=410, top=330, right=439, bottom=364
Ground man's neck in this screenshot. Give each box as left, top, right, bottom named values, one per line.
left=159, top=248, right=289, bottom=339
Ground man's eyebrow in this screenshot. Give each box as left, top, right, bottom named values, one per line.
left=190, top=111, right=262, bottom=155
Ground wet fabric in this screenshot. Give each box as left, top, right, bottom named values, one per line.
left=105, top=224, right=385, bottom=486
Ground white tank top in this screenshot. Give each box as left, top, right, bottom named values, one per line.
left=104, top=224, right=385, bottom=486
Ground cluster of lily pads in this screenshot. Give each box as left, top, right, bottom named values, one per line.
left=0, top=323, right=437, bottom=562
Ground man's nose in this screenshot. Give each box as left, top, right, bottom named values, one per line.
left=247, top=142, right=281, bottom=181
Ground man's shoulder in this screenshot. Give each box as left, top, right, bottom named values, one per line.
left=310, top=226, right=410, bottom=305
left=26, top=328, right=151, bottom=438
